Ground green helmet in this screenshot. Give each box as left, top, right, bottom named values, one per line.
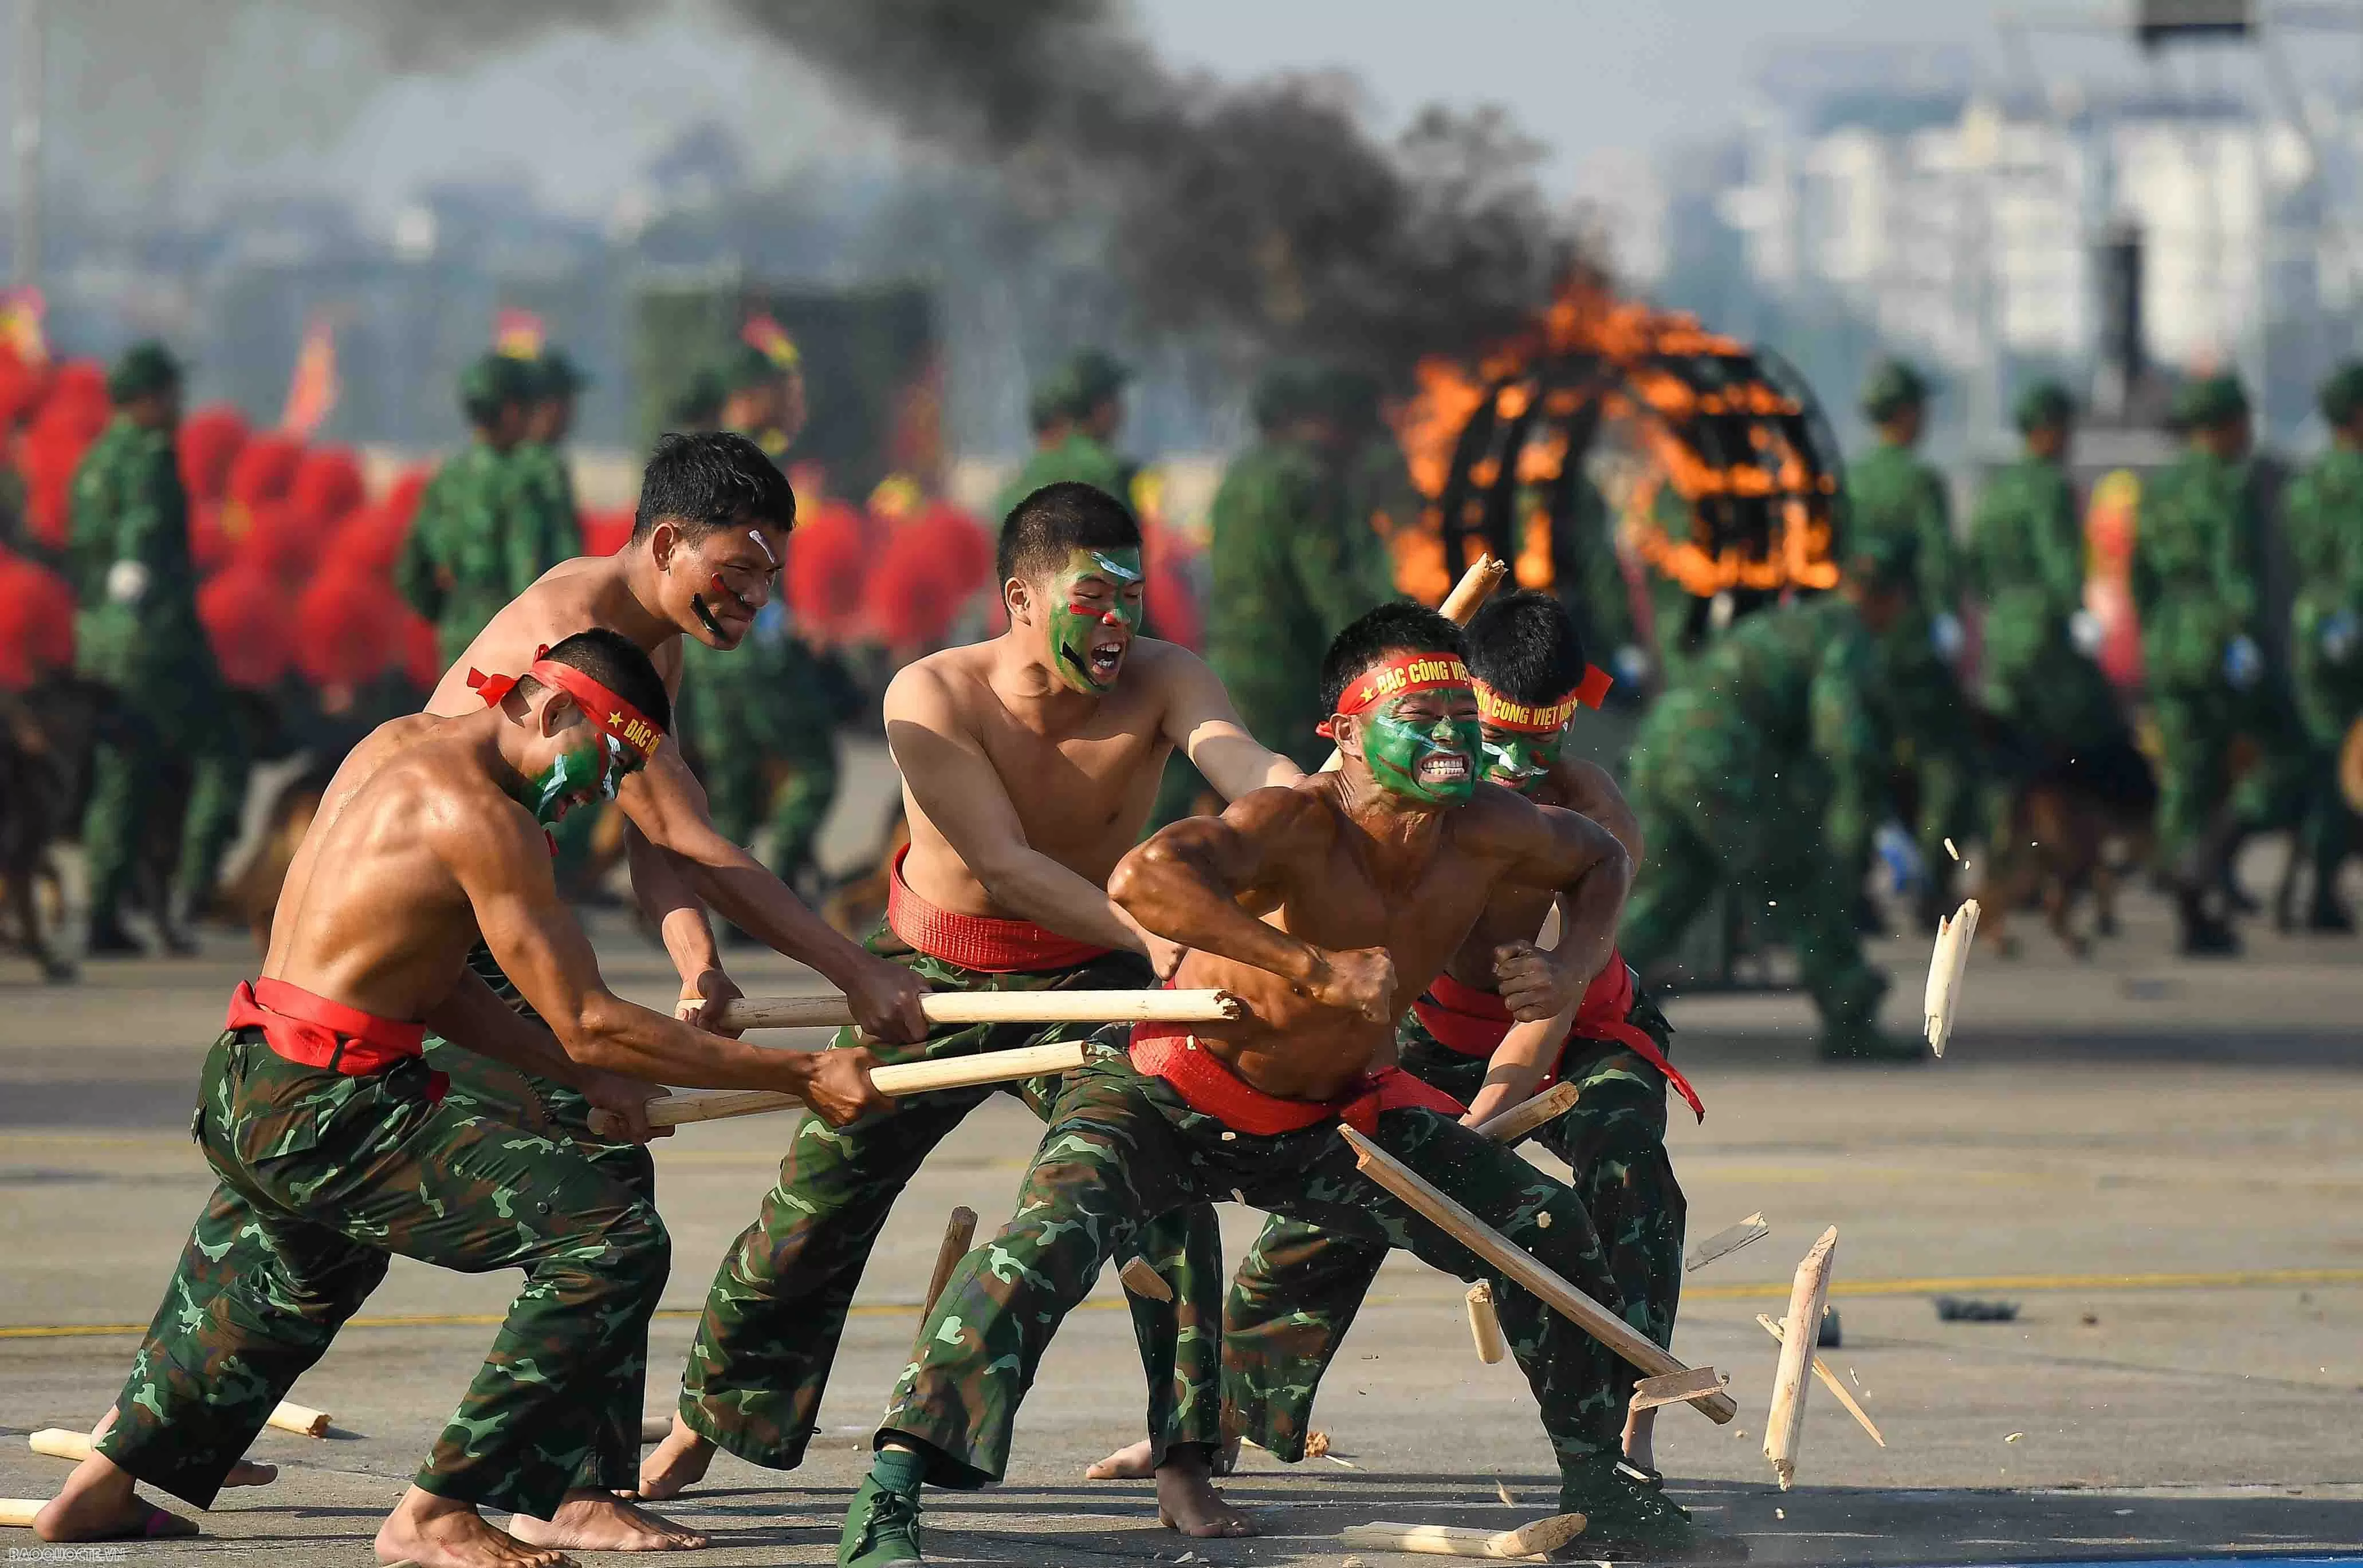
left=459, top=351, right=537, bottom=426
left=1859, top=357, right=1932, bottom=423
left=1843, top=526, right=1917, bottom=592
left=721, top=341, right=792, bottom=395
left=1059, top=347, right=1130, bottom=413
left=669, top=365, right=728, bottom=430
left=2171, top=372, right=2249, bottom=431
left=2318, top=362, right=2363, bottom=428
left=528, top=346, right=590, bottom=400
left=107, top=339, right=184, bottom=403
left=1026, top=367, right=1079, bottom=434
left=2012, top=378, right=2075, bottom=435
left=1249, top=360, right=1319, bottom=434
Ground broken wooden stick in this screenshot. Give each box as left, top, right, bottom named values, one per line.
left=717, top=987, right=1244, bottom=1033
left=1922, top=899, right=1979, bottom=1056
left=1755, top=1313, right=1884, bottom=1447
left=1471, top=1081, right=1581, bottom=1144
left=919, top=1207, right=978, bottom=1317
left=1628, top=1367, right=1728, bottom=1414
left=1763, top=1225, right=1839, bottom=1488
left=27, top=1429, right=91, bottom=1461
left=266, top=1401, right=331, bottom=1438
left=639, top=1416, right=670, bottom=1445
left=604, top=1039, right=1092, bottom=1134
left=1338, top=1126, right=1736, bottom=1423
left=1685, top=1212, right=1769, bottom=1272
left=0, top=1499, right=46, bottom=1528
left=1465, top=1281, right=1508, bottom=1365
left=1337, top=1512, right=1587, bottom=1560
left=1118, top=1255, right=1173, bottom=1303
left=1321, top=556, right=1509, bottom=773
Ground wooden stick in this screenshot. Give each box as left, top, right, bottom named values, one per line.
left=719, top=987, right=1243, bottom=1033
left=1763, top=1226, right=1839, bottom=1489
left=1465, top=1282, right=1508, bottom=1365
left=639, top=1416, right=671, bottom=1445
left=1685, top=1212, right=1770, bottom=1272
left=1337, top=1512, right=1587, bottom=1560
left=1628, top=1368, right=1727, bottom=1413
left=922, top=1207, right=978, bottom=1317
left=1471, top=1081, right=1580, bottom=1144
left=0, top=1499, right=47, bottom=1527
left=615, top=1039, right=1091, bottom=1133
left=1922, top=899, right=1979, bottom=1057
left=1119, top=1255, right=1173, bottom=1303
left=1755, top=1314, right=1884, bottom=1447
left=1338, top=1126, right=1736, bottom=1423
left=267, top=1400, right=332, bottom=1438
left=27, top=1429, right=91, bottom=1461
left=1320, top=555, right=1509, bottom=772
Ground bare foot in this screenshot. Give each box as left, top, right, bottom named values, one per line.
left=375, top=1485, right=573, bottom=1568
left=1153, top=1446, right=1256, bottom=1539
left=635, top=1416, right=715, bottom=1501
left=507, top=1490, right=709, bottom=1551
left=33, top=1453, right=195, bottom=1541
left=1084, top=1437, right=1153, bottom=1480
left=1623, top=1404, right=1658, bottom=1475
left=225, top=1458, right=279, bottom=1487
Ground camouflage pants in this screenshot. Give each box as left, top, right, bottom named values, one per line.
left=1224, top=1005, right=1684, bottom=1461
left=677, top=929, right=1224, bottom=1471
left=878, top=1038, right=1629, bottom=1490
left=701, top=739, right=840, bottom=891
left=100, top=1029, right=668, bottom=1518
left=82, top=689, right=248, bottom=925
left=420, top=943, right=656, bottom=1491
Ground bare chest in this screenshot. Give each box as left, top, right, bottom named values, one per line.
left=972, top=714, right=1171, bottom=869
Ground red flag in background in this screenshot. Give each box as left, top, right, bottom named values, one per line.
left=494, top=308, right=546, bottom=359
left=0, top=286, right=48, bottom=368
left=740, top=312, right=801, bottom=370
left=280, top=312, right=340, bottom=438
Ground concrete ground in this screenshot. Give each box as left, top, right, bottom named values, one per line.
left=2, top=865, right=2360, bottom=1566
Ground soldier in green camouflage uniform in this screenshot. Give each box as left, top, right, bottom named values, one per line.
left=395, top=353, right=546, bottom=668
left=2132, top=374, right=2271, bottom=953
left=1619, top=539, right=1916, bottom=1059
left=677, top=607, right=842, bottom=899
left=993, top=349, right=1133, bottom=522
left=510, top=347, right=587, bottom=568
left=1845, top=359, right=1975, bottom=923
left=69, top=341, right=249, bottom=956
left=2276, top=363, right=2363, bottom=931
left=1204, top=365, right=1398, bottom=769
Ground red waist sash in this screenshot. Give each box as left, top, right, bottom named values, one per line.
left=1129, top=1022, right=1464, bottom=1138
left=1411, top=953, right=1704, bottom=1124
left=887, top=846, right=1116, bottom=974
left=226, top=978, right=446, bottom=1104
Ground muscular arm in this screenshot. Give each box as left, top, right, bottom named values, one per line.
left=1553, top=757, right=1642, bottom=868
left=1476, top=791, right=1632, bottom=1013
left=1156, top=645, right=1306, bottom=802
left=883, top=662, right=1144, bottom=954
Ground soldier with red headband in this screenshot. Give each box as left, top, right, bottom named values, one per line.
left=33, top=628, right=891, bottom=1568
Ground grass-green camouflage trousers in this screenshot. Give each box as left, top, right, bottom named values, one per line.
left=675, top=927, right=1224, bottom=1471
left=99, top=1028, right=669, bottom=1518
left=421, top=942, right=655, bottom=1492
left=878, top=1035, right=1629, bottom=1491
left=1223, top=1004, right=1685, bottom=1461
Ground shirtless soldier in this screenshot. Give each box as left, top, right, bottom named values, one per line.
left=35, top=630, right=891, bottom=1568
left=420, top=432, right=929, bottom=1547
left=837, top=604, right=1740, bottom=1566
left=1222, top=590, right=1703, bottom=1481
left=645, top=482, right=1303, bottom=1537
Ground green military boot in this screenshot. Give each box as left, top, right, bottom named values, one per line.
left=1559, top=1451, right=1748, bottom=1561
left=839, top=1475, right=925, bottom=1568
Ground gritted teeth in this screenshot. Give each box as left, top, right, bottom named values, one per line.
left=1417, top=753, right=1470, bottom=784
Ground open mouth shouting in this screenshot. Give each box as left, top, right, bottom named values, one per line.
left=1084, top=628, right=1128, bottom=683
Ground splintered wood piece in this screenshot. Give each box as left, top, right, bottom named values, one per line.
left=1472, top=1081, right=1582, bottom=1144
left=1755, top=1315, right=1885, bottom=1447
left=1466, top=1281, right=1508, bottom=1365
left=719, top=987, right=1245, bottom=1031
left=1685, top=1212, right=1770, bottom=1273
left=1922, top=899, right=1980, bottom=1057
left=639, top=1416, right=670, bottom=1445
left=27, top=1429, right=92, bottom=1461
left=921, top=1207, right=979, bottom=1317
left=1338, top=1126, right=1736, bottom=1423
left=266, top=1400, right=331, bottom=1438
left=1629, top=1367, right=1728, bottom=1413
left=1763, top=1226, right=1839, bottom=1489
left=624, top=1039, right=1091, bottom=1132
left=1118, top=1255, right=1173, bottom=1302
left=0, top=1500, right=48, bottom=1527
left=1337, top=1512, right=1587, bottom=1559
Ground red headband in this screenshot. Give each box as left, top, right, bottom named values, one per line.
left=467, top=649, right=665, bottom=760
left=1473, top=666, right=1613, bottom=734
left=1316, top=652, right=1474, bottom=738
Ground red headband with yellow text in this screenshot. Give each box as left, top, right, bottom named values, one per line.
left=1315, top=652, right=1474, bottom=738
left=467, top=650, right=666, bottom=761
left=1473, top=665, right=1614, bottom=734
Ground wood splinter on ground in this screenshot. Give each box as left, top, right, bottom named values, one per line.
left=0, top=1499, right=49, bottom=1528
left=265, top=1401, right=332, bottom=1438
left=638, top=1416, right=671, bottom=1445
left=1764, top=1226, right=1841, bottom=1489
left=920, top=1207, right=979, bottom=1318
left=27, top=1429, right=93, bottom=1461
left=1684, top=1212, right=1770, bottom=1273
left=1629, top=1367, right=1729, bottom=1414
left=1465, top=1282, right=1508, bottom=1365
left=1118, top=1255, right=1173, bottom=1303
left=1924, top=898, right=1980, bottom=1057
left=1337, top=1512, right=1587, bottom=1560
left=1753, top=1315, right=1885, bottom=1447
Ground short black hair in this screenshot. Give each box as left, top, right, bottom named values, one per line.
left=520, top=628, right=673, bottom=735
left=1465, top=590, right=1589, bottom=706
left=996, top=481, right=1141, bottom=585
left=1318, top=602, right=1467, bottom=716
left=633, top=431, right=797, bottom=542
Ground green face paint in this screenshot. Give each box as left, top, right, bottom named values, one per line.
left=1045, top=546, right=1145, bottom=695
left=1361, top=696, right=1483, bottom=805
left=1480, top=725, right=1567, bottom=794
left=518, top=734, right=640, bottom=826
